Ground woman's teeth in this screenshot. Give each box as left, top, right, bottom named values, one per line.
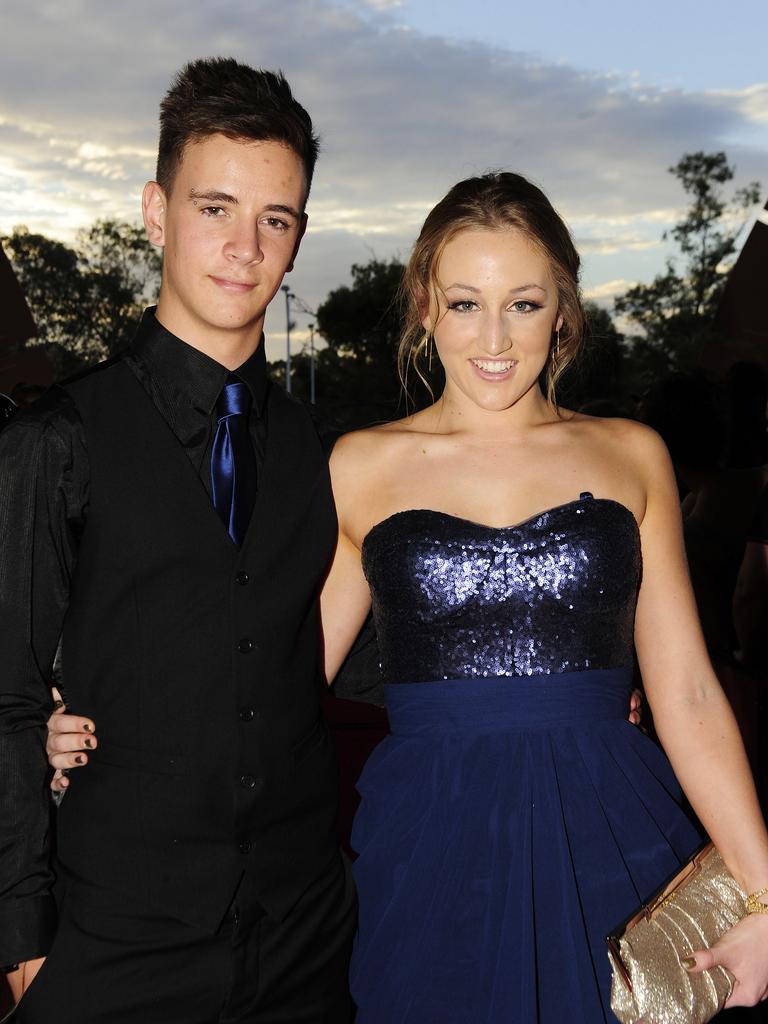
left=471, top=359, right=516, bottom=373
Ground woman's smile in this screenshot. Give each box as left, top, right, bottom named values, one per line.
left=469, top=357, right=518, bottom=380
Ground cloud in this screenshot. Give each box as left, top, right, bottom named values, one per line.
left=584, top=279, right=636, bottom=302
left=706, top=84, right=768, bottom=125
left=0, top=0, right=766, bottom=338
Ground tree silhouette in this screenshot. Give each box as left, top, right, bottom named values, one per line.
left=2, top=220, right=161, bottom=377
left=278, top=257, right=407, bottom=430
left=558, top=301, right=628, bottom=413
left=615, top=152, right=761, bottom=375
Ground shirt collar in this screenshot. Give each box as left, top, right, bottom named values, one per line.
left=129, top=307, right=268, bottom=417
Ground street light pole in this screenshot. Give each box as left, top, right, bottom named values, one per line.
left=308, top=322, right=316, bottom=405
left=281, top=284, right=293, bottom=395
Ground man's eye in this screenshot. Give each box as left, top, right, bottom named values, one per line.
left=264, top=217, right=289, bottom=230
left=202, top=206, right=225, bottom=217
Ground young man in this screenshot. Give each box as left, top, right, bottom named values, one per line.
left=0, top=58, right=356, bottom=1022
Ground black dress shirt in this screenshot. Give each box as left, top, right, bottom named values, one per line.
left=123, top=309, right=269, bottom=499
left=0, top=307, right=269, bottom=963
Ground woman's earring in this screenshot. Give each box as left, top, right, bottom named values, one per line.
left=421, top=332, right=434, bottom=371
left=553, top=328, right=561, bottom=363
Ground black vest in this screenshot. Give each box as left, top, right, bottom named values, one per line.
left=57, top=358, right=338, bottom=929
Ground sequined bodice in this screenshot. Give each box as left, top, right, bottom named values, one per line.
left=361, top=493, right=641, bottom=684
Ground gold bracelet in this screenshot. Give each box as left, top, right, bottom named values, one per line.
left=746, top=887, right=768, bottom=914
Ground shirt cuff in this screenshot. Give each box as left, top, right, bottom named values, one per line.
left=0, top=894, right=57, bottom=965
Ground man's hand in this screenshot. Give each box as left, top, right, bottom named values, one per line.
left=47, top=686, right=97, bottom=792
left=6, top=957, right=46, bottom=1003
left=628, top=688, right=644, bottom=729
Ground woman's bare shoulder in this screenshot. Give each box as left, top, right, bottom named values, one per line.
left=331, top=411, right=434, bottom=473
left=559, top=414, right=674, bottom=520
left=569, top=412, right=670, bottom=463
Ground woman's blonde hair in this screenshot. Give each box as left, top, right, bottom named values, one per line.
left=397, top=172, right=585, bottom=407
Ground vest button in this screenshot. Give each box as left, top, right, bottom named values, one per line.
left=235, top=571, right=250, bottom=586
left=239, top=707, right=255, bottom=722
left=239, top=839, right=252, bottom=854
left=240, top=774, right=260, bottom=790
left=237, top=638, right=254, bottom=653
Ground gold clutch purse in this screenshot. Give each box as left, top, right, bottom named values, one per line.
left=606, top=843, right=747, bottom=1024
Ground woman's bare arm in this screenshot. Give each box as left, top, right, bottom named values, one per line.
left=320, top=434, right=375, bottom=683
left=631, top=424, right=768, bottom=1005
left=320, top=530, right=372, bottom=685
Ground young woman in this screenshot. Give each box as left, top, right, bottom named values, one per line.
left=49, top=173, right=768, bottom=1021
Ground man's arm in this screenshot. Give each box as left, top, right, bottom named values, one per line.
left=0, top=392, right=87, bottom=969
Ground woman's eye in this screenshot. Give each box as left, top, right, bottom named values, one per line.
left=511, top=300, right=540, bottom=313
left=449, top=300, right=477, bottom=312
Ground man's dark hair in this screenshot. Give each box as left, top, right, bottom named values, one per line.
left=157, top=58, right=319, bottom=200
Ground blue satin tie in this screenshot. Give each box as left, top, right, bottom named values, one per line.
left=210, top=381, right=257, bottom=546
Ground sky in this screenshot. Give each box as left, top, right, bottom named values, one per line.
left=1, top=0, right=766, bottom=360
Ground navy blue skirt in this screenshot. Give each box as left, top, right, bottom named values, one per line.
left=350, top=669, right=701, bottom=1023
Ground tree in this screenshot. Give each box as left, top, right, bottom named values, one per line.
left=2, top=220, right=161, bottom=377
left=77, top=220, right=161, bottom=307
left=615, top=151, right=761, bottom=372
left=307, top=258, right=413, bottom=429
left=317, top=258, right=403, bottom=367
left=308, top=256, right=445, bottom=429
left=558, top=301, right=628, bottom=412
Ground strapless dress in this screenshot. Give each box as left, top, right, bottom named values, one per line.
left=350, top=493, right=701, bottom=1023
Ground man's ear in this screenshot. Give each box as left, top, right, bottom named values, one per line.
left=142, top=181, right=167, bottom=248
left=285, top=212, right=308, bottom=273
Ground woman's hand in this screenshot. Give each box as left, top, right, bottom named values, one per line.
left=46, top=686, right=96, bottom=792
left=686, top=913, right=768, bottom=1007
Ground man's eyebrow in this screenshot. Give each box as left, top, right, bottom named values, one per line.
left=189, top=188, right=238, bottom=204
left=265, top=203, right=302, bottom=220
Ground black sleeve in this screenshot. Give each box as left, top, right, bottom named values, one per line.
left=747, top=482, right=768, bottom=544
left=308, top=409, right=343, bottom=461
left=0, top=389, right=88, bottom=964
left=331, top=614, right=385, bottom=707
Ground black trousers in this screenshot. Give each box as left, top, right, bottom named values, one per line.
left=14, top=854, right=357, bottom=1023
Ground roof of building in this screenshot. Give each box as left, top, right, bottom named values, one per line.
left=0, top=243, right=36, bottom=350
